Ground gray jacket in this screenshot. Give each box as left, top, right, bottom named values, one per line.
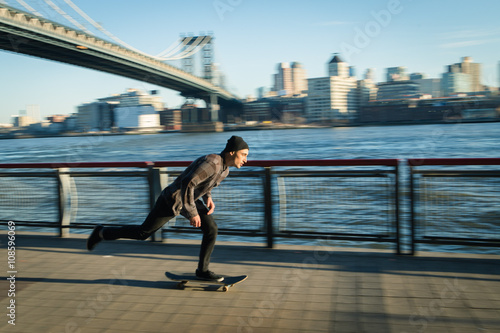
left=161, top=154, right=229, bottom=218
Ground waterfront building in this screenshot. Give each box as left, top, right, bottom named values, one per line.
left=358, top=95, right=500, bottom=124
left=256, top=87, right=269, bottom=99
left=159, top=109, right=182, bottom=131
left=447, top=56, right=482, bottom=92
left=442, top=72, right=472, bottom=96
left=274, top=62, right=292, bottom=96
left=273, top=62, right=308, bottom=96
left=243, top=97, right=306, bottom=123
left=364, top=68, right=375, bottom=82
left=25, top=104, right=40, bottom=122
left=386, top=66, right=409, bottom=82
left=377, top=81, right=420, bottom=100
left=77, top=89, right=164, bottom=131
left=46, top=115, right=68, bottom=123
left=307, top=54, right=358, bottom=123
left=64, top=115, right=78, bottom=132
left=358, top=78, right=378, bottom=106
left=77, top=101, right=116, bottom=131
left=12, top=115, right=37, bottom=128
left=410, top=73, right=426, bottom=80
left=243, top=99, right=274, bottom=122
left=328, top=54, right=349, bottom=77
left=291, top=62, right=308, bottom=96
left=98, top=89, right=164, bottom=111
left=414, top=78, right=443, bottom=98
left=115, top=105, right=160, bottom=130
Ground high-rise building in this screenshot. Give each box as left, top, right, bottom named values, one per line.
left=446, top=57, right=481, bottom=92
left=273, top=62, right=308, bottom=96
left=364, top=68, right=375, bottom=81
left=442, top=72, right=471, bottom=96
left=358, top=78, right=378, bottom=106
left=387, top=67, right=408, bottom=82
left=410, top=73, right=426, bottom=80
left=386, top=66, right=409, bottom=82
left=291, top=62, right=308, bottom=95
left=274, top=63, right=292, bottom=95
left=26, top=104, right=40, bottom=122
left=307, top=54, right=358, bottom=122
left=328, top=55, right=349, bottom=77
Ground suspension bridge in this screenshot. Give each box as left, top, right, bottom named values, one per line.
left=0, top=1, right=240, bottom=120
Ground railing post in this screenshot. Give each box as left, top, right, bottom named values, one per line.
left=263, top=167, right=274, bottom=248
left=148, top=166, right=163, bottom=242
left=395, top=162, right=401, bottom=255
left=409, top=165, right=416, bottom=255
left=57, top=168, right=71, bottom=237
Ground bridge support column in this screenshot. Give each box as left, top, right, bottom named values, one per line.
left=209, top=94, right=220, bottom=122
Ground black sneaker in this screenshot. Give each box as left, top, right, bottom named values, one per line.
left=195, top=269, right=224, bottom=282
left=87, top=225, right=103, bottom=251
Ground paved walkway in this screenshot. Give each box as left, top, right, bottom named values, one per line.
left=1, top=232, right=499, bottom=333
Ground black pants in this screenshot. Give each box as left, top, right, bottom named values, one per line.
left=101, top=196, right=218, bottom=272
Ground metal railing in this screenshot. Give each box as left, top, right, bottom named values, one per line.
left=3, top=158, right=499, bottom=254
left=0, top=159, right=401, bottom=252
left=408, top=158, right=500, bottom=254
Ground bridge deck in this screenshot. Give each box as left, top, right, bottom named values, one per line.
left=2, top=232, right=500, bottom=332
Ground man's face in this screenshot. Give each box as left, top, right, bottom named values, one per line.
left=229, top=149, right=249, bottom=168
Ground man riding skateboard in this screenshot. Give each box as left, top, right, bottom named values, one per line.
left=87, top=136, right=249, bottom=282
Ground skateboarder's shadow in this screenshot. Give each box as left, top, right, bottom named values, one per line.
left=12, top=276, right=218, bottom=290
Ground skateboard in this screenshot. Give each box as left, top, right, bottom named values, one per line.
left=165, top=272, right=248, bottom=292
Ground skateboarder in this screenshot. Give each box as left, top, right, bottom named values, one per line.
left=87, top=136, right=249, bottom=282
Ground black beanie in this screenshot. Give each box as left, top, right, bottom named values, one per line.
left=222, top=136, right=249, bottom=153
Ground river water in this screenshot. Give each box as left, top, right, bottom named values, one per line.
left=1, top=122, right=499, bottom=254
left=2, top=122, right=500, bottom=163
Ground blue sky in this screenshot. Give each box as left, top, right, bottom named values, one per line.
left=1, top=0, right=500, bottom=123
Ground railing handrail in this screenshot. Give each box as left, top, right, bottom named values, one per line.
left=245, top=159, right=399, bottom=167
left=408, top=158, right=500, bottom=166
left=0, top=161, right=155, bottom=169
left=0, top=159, right=400, bottom=169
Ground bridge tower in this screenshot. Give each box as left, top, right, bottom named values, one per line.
left=179, top=33, right=220, bottom=125
left=202, top=36, right=214, bottom=82
left=180, top=33, right=214, bottom=83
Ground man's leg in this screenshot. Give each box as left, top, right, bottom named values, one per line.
left=87, top=196, right=174, bottom=250
left=102, top=210, right=172, bottom=240
left=197, top=212, right=218, bottom=273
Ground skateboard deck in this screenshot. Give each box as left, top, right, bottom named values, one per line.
left=165, top=272, right=247, bottom=292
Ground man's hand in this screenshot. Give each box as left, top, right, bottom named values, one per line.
left=189, top=215, right=201, bottom=228
left=206, top=197, right=215, bottom=215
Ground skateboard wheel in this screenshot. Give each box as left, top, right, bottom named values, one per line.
left=223, top=286, right=229, bottom=292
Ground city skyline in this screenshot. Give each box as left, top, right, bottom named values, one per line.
left=1, top=0, right=500, bottom=123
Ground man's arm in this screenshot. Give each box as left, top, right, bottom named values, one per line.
left=204, top=196, right=215, bottom=215
left=181, top=158, right=218, bottom=222
left=189, top=215, right=201, bottom=228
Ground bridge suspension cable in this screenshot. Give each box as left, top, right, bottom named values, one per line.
left=62, top=0, right=208, bottom=61
left=165, top=36, right=209, bottom=60
left=156, top=36, right=194, bottom=59
left=44, top=0, right=91, bottom=34
left=6, top=0, right=215, bottom=62
left=15, top=0, right=42, bottom=17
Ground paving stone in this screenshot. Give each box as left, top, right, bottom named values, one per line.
left=2, top=232, right=499, bottom=333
